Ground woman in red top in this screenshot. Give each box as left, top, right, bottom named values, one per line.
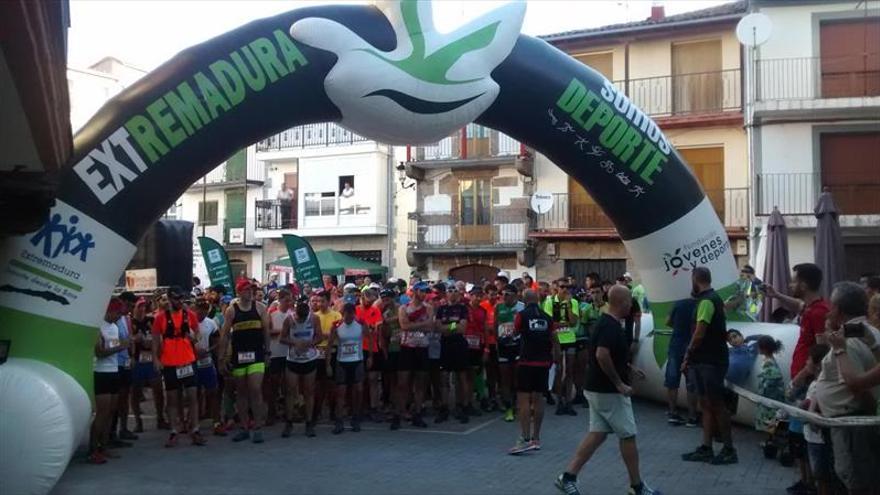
left=464, top=286, right=489, bottom=415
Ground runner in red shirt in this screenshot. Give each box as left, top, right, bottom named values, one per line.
left=464, top=286, right=488, bottom=416
left=357, top=288, right=384, bottom=420
left=480, top=283, right=499, bottom=411
left=151, top=286, right=205, bottom=447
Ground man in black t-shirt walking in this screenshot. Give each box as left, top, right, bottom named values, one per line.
left=555, top=285, right=660, bottom=495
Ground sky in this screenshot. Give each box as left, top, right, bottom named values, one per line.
left=67, top=0, right=730, bottom=71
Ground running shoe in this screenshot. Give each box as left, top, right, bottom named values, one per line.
left=681, top=445, right=714, bottom=462
left=213, top=422, right=227, bottom=437
left=86, top=451, right=108, bottom=465
left=685, top=416, right=699, bottom=427
left=119, top=429, right=138, bottom=440
left=351, top=420, right=362, bottom=433
left=628, top=481, right=662, bottom=495
left=281, top=422, right=293, bottom=438
left=231, top=429, right=250, bottom=442
left=529, top=439, right=542, bottom=451
left=332, top=420, right=345, bottom=435
left=565, top=404, right=578, bottom=416
left=190, top=431, right=207, bottom=446
left=305, top=422, right=317, bottom=437
left=164, top=433, right=178, bottom=448
left=434, top=408, right=449, bottom=424
left=666, top=412, right=685, bottom=426
left=710, top=446, right=738, bottom=465
left=555, top=474, right=580, bottom=495
left=508, top=437, right=533, bottom=455
left=390, top=416, right=401, bottom=431
left=555, top=403, right=566, bottom=416
left=545, top=392, right=556, bottom=406
left=411, top=414, right=428, bottom=428
left=252, top=430, right=264, bottom=444
left=503, top=408, right=515, bottom=422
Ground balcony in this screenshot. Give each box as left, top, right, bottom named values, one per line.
left=533, top=189, right=749, bottom=237
left=405, top=123, right=532, bottom=176
left=222, top=218, right=259, bottom=247
left=757, top=56, right=880, bottom=101
left=188, top=160, right=265, bottom=191
left=756, top=173, right=880, bottom=216
left=407, top=205, right=533, bottom=253
left=256, top=123, right=369, bottom=152
left=255, top=199, right=297, bottom=230
left=619, top=68, right=742, bottom=119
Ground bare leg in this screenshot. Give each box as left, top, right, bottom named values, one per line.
left=185, top=386, right=199, bottom=432
left=117, top=384, right=131, bottom=433
left=499, top=364, right=514, bottom=409
left=666, top=387, right=679, bottom=414
left=396, top=371, right=410, bottom=417
left=131, top=384, right=143, bottom=426
left=712, top=399, right=733, bottom=446
left=565, top=431, right=608, bottom=476
left=619, top=436, right=642, bottom=486
left=151, top=379, right=166, bottom=426
left=166, top=390, right=183, bottom=433
left=517, top=392, right=531, bottom=439
left=413, top=371, right=427, bottom=414
left=248, top=373, right=266, bottom=427
left=532, top=392, right=545, bottom=440
left=302, top=372, right=316, bottom=422
left=234, top=375, right=250, bottom=429
left=700, top=398, right=714, bottom=446
left=352, top=383, right=364, bottom=419
left=285, top=370, right=300, bottom=421
left=458, top=371, right=470, bottom=410
left=91, top=394, right=114, bottom=452
left=335, top=385, right=347, bottom=420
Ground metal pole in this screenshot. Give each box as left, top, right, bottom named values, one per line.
left=201, top=173, right=207, bottom=237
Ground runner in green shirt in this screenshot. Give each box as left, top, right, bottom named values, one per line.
left=542, top=280, right=579, bottom=416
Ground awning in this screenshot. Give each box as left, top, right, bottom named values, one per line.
left=269, top=249, right=387, bottom=277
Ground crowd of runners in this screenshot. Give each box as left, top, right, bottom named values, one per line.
left=88, top=268, right=748, bottom=495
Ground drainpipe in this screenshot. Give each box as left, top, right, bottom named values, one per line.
left=386, top=149, right=395, bottom=278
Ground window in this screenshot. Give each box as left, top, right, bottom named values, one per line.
left=459, top=179, right=491, bottom=225
left=820, top=18, right=880, bottom=98
left=567, top=177, right=613, bottom=229
left=671, top=40, right=722, bottom=113
left=820, top=131, right=880, bottom=215
left=304, top=192, right=336, bottom=216
left=197, top=201, right=218, bottom=226
left=574, top=51, right=613, bottom=80
left=339, top=175, right=354, bottom=195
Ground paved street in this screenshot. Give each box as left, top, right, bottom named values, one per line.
left=55, top=399, right=796, bottom=495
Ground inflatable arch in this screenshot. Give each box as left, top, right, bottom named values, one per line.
left=1, top=2, right=796, bottom=493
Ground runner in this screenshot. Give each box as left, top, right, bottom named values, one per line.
left=394, top=281, right=435, bottom=429
left=312, top=290, right=342, bottom=423
left=131, top=298, right=167, bottom=432
left=555, top=285, right=659, bottom=495
left=575, top=286, right=606, bottom=408
left=193, top=299, right=223, bottom=436
left=427, top=282, right=447, bottom=419
left=151, top=286, right=206, bottom=447
left=464, top=286, right=488, bottom=417
left=379, top=288, right=402, bottom=428
left=356, top=288, right=384, bottom=421
left=328, top=303, right=369, bottom=434
left=496, top=285, right=525, bottom=422
left=509, top=289, right=558, bottom=454
left=281, top=299, right=323, bottom=437
left=88, top=298, right=127, bottom=464
left=113, top=291, right=138, bottom=444
left=219, top=279, right=271, bottom=444
left=481, top=283, right=500, bottom=412
left=265, top=289, right=294, bottom=426
left=543, top=281, right=579, bottom=416
left=436, top=285, right=471, bottom=424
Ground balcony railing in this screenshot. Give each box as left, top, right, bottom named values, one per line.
left=409, top=124, right=522, bottom=162
left=408, top=207, right=533, bottom=249
left=256, top=123, right=369, bottom=152
left=534, top=189, right=749, bottom=232
left=223, top=217, right=258, bottom=246
left=756, top=173, right=880, bottom=216
left=618, top=68, right=742, bottom=117
left=255, top=199, right=297, bottom=230
left=757, top=55, right=880, bottom=101
left=197, top=160, right=265, bottom=185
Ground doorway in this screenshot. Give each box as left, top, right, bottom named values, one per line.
left=449, top=263, right=499, bottom=285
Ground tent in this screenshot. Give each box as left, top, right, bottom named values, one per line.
left=269, top=249, right=387, bottom=277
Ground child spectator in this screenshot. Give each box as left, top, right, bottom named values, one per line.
left=801, top=344, right=841, bottom=495
left=755, top=336, right=785, bottom=438
left=725, top=329, right=760, bottom=386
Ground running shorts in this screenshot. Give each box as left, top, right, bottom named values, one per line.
left=497, top=345, right=519, bottom=364
left=335, top=360, right=365, bottom=386
left=133, top=362, right=157, bottom=386
left=196, top=364, right=218, bottom=390
left=467, top=349, right=484, bottom=369
left=440, top=337, right=468, bottom=372
left=398, top=347, right=429, bottom=372
left=162, top=363, right=197, bottom=391
left=516, top=365, right=550, bottom=393
left=268, top=356, right=286, bottom=375
left=232, top=362, right=266, bottom=378
left=287, top=359, right=318, bottom=375
left=94, top=371, right=120, bottom=395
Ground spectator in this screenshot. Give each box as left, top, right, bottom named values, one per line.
left=801, top=344, right=835, bottom=495
left=725, top=329, right=760, bottom=386
left=724, top=265, right=763, bottom=321
left=863, top=276, right=880, bottom=300
left=191, top=276, right=204, bottom=297
left=681, top=267, right=736, bottom=465
left=625, top=272, right=649, bottom=314
left=858, top=272, right=877, bottom=292
left=664, top=297, right=699, bottom=426
left=278, top=183, right=294, bottom=227
left=754, top=337, right=784, bottom=445
left=813, top=282, right=880, bottom=493
left=765, top=263, right=830, bottom=380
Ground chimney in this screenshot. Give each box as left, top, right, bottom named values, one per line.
left=650, top=5, right=665, bottom=21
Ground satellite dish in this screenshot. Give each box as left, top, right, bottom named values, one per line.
left=736, top=13, right=772, bottom=47
left=530, top=192, right=554, bottom=214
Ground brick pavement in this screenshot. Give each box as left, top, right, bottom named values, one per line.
left=53, top=399, right=796, bottom=495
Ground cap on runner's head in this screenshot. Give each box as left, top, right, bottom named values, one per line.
left=209, top=284, right=227, bottom=294
left=220, top=295, right=233, bottom=304
left=343, top=282, right=357, bottom=291
left=412, top=281, right=430, bottom=292
left=433, top=282, right=447, bottom=292
left=107, top=298, right=126, bottom=314
left=235, top=279, right=253, bottom=293
left=369, top=282, right=381, bottom=290
left=167, top=286, right=185, bottom=299
left=468, top=284, right=483, bottom=295
left=496, top=271, right=510, bottom=281
left=119, top=291, right=137, bottom=303
left=380, top=289, right=396, bottom=299
left=387, top=277, right=398, bottom=285
left=623, top=272, right=633, bottom=280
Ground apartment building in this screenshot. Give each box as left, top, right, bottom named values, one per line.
left=533, top=2, right=751, bottom=283
left=748, top=0, right=879, bottom=279
left=254, top=123, right=396, bottom=283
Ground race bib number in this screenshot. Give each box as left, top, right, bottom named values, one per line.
left=197, top=356, right=213, bottom=367
left=176, top=364, right=194, bottom=379
left=404, top=331, right=427, bottom=347
left=237, top=351, right=256, bottom=364
left=138, top=353, right=153, bottom=363
left=465, top=334, right=481, bottom=350
left=340, top=342, right=359, bottom=359
left=557, top=329, right=576, bottom=345
left=498, top=323, right=515, bottom=339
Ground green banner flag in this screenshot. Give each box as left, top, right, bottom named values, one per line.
left=198, top=236, right=235, bottom=296
left=282, top=234, right=323, bottom=289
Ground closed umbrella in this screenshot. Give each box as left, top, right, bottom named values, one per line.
left=814, top=189, right=845, bottom=299
left=761, top=207, right=791, bottom=322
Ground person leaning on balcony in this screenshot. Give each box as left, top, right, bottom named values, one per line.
left=278, top=184, right=294, bottom=228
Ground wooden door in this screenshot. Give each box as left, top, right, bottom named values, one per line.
left=458, top=179, right=492, bottom=244
left=820, top=19, right=880, bottom=98
left=821, top=131, right=880, bottom=215
left=449, top=264, right=498, bottom=284
left=672, top=40, right=722, bottom=113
